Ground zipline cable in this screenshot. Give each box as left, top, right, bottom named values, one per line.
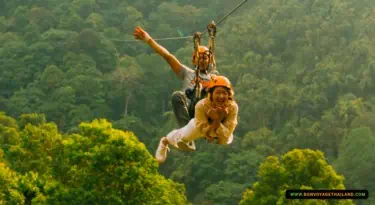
left=110, top=0, right=249, bottom=42
left=201, top=0, right=249, bottom=35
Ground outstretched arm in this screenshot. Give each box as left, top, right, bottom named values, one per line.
left=133, top=26, right=183, bottom=77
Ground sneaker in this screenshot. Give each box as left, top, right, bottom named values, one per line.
left=155, top=137, right=169, bottom=163
left=177, top=139, right=196, bottom=152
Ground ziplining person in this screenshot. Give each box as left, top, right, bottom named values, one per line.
left=133, top=23, right=218, bottom=151
left=155, top=75, right=239, bottom=164
left=130, top=0, right=248, bottom=154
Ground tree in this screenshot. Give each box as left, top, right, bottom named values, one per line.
left=106, top=55, right=143, bottom=117
left=334, top=127, right=375, bottom=205
left=47, top=119, right=188, bottom=204
left=59, top=13, right=85, bottom=32
left=6, top=86, right=46, bottom=118
left=0, top=112, right=189, bottom=204
left=39, top=65, right=65, bottom=92
left=67, top=28, right=118, bottom=73
left=0, top=161, right=24, bottom=204
left=40, top=29, right=78, bottom=65
left=19, top=112, right=46, bottom=129
left=28, top=6, right=57, bottom=32
left=72, top=0, right=99, bottom=19
left=201, top=181, right=247, bottom=205
left=0, top=112, right=20, bottom=154
left=240, top=149, right=354, bottom=205
left=26, top=42, right=55, bottom=76
left=0, top=38, right=30, bottom=97
left=5, top=118, right=62, bottom=175
left=84, top=13, right=105, bottom=32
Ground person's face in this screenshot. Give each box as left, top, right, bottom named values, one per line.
left=198, top=52, right=210, bottom=71
left=212, top=86, right=229, bottom=105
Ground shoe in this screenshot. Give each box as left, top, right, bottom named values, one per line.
left=155, top=137, right=169, bottom=163
left=177, top=139, right=196, bottom=152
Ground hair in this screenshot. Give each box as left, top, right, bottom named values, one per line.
left=207, top=86, right=234, bottom=102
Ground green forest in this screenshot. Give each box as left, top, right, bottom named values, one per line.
left=0, top=0, right=374, bottom=204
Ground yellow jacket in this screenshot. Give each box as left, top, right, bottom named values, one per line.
left=194, top=98, right=238, bottom=144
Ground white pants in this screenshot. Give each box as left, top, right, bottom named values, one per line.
left=166, top=118, right=233, bottom=148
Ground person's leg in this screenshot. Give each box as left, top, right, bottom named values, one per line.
left=166, top=119, right=202, bottom=151
left=171, top=91, right=196, bottom=150
left=171, top=91, right=191, bottom=128
left=155, top=137, right=169, bottom=163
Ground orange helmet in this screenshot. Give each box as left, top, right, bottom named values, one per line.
left=208, top=75, right=232, bottom=90
left=197, top=46, right=209, bottom=53
left=192, top=46, right=211, bottom=65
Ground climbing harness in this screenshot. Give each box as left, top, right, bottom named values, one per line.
left=207, top=21, right=217, bottom=73
left=193, top=31, right=203, bottom=100
left=186, top=22, right=217, bottom=119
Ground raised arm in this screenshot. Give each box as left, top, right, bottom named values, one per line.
left=133, top=26, right=183, bottom=77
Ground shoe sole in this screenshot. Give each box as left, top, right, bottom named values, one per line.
left=177, top=141, right=195, bottom=152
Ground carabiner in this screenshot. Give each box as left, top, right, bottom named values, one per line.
left=207, top=21, right=216, bottom=38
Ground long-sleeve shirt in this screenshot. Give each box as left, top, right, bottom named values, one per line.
left=194, top=98, right=239, bottom=144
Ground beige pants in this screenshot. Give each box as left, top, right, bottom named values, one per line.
left=166, top=119, right=233, bottom=148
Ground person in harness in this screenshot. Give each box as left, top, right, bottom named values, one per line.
left=155, top=75, right=239, bottom=164
left=133, top=24, right=217, bottom=151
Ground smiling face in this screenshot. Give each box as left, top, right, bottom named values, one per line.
left=212, top=86, right=229, bottom=106
left=198, top=52, right=210, bottom=72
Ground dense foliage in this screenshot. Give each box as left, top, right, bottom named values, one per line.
left=0, top=112, right=187, bottom=204
left=1, top=0, right=375, bottom=204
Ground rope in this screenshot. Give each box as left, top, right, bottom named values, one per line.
left=201, top=0, right=248, bottom=35
left=217, top=0, right=249, bottom=25
left=110, top=0, right=249, bottom=42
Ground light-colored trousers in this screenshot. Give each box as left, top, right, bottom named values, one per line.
left=166, top=118, right=233, bottom=149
